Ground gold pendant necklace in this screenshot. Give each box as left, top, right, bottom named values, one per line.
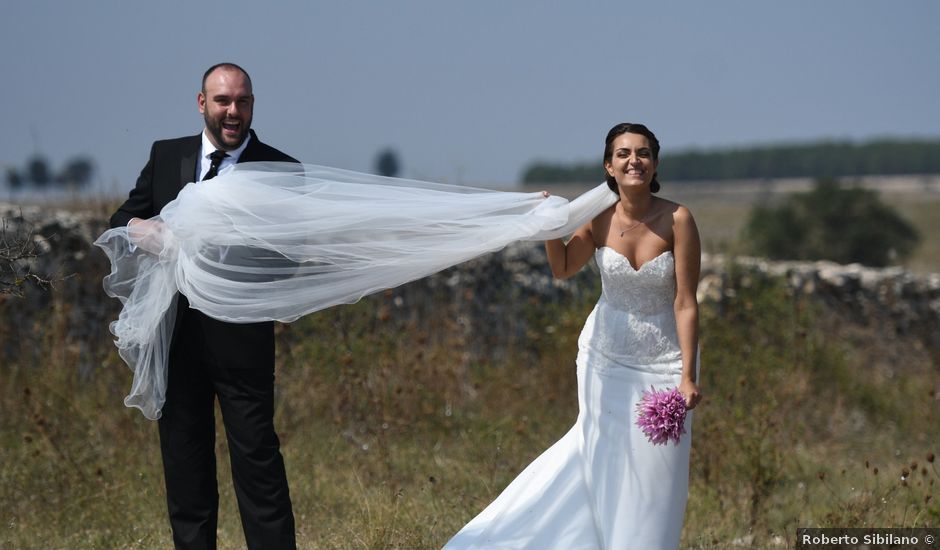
left=617, top=210, right=649, bottom=237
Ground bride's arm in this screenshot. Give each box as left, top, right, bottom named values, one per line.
left=544, top=221, right=596, bottom=280
left=673, top=205, right=703, bottom=409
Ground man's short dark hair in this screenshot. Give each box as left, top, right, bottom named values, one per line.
left=202, top=63, right=252, bottom=92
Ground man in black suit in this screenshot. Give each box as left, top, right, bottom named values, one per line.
left=110, top=62, right=297, bottom=550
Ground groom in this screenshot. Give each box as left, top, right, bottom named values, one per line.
left=110, top=63, right=298, bottom=549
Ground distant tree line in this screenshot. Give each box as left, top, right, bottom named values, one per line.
left=5, top=155, right=95, bottom=190
left=521, top=139, right=940, bottom=184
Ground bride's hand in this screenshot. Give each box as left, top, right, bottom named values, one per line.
left=678, top=378, right=701, bottom=410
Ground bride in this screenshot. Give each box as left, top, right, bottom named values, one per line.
left=444, top=123, right=702, bottom=550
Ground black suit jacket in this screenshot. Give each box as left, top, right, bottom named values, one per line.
left=110, top=129, right=298, bottom=369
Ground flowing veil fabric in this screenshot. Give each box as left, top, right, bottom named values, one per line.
left=96, top=163, right=618, bottom=419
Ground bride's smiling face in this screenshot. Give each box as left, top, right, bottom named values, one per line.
left=604, top=132, right=658, bottom=190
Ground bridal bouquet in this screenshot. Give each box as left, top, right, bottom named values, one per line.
left=635, top=386, right=687, bottom=446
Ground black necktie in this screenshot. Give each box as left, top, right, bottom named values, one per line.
left=203, top=149, right=229, bottom=181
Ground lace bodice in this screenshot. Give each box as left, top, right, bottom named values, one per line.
left=577, top=247, right=682, bottom=372
left=596, top=247, right=675, bottom=315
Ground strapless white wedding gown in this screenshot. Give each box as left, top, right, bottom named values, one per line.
left=444, top=247, right=693, bottom=550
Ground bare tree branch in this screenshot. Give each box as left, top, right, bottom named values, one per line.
left=1, top=217, right=55, bottom=296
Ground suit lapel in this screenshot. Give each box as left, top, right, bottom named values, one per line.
left=237, top=130, right=261, bottom=164
left=180, top=135, right=201, bottom=186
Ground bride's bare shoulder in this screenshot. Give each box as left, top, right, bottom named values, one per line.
left=589, top=204, right=617, bottom=238
left=653, top=197, right=695, bottom=223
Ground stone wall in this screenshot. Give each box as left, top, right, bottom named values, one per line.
left=2, top=202, right=938, bottom=357
left=0, top=202, right=112, bottom=375
left=698, top=254, right=940, bottom=348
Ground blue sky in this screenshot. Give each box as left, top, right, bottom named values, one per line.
left=2, top=1, right=938, bottom=193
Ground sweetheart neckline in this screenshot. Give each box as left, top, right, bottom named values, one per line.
left=598, top=247, right=673, bottom=272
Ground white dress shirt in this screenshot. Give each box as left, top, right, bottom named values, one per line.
left=198, top=130, right=251, bottom=181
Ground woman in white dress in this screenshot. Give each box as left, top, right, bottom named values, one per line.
left=444, top=123, right=702, bottom=550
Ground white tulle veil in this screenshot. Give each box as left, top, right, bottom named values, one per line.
left=95, top=163, right=618, bottom=419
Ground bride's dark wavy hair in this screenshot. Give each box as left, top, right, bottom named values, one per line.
left=604, top=123, right=661, bottom=194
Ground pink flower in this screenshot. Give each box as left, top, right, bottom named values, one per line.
left=635, top=386, right=687, bottom=446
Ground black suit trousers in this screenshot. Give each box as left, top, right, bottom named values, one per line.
left=159, top=309, right=295, bottom=550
